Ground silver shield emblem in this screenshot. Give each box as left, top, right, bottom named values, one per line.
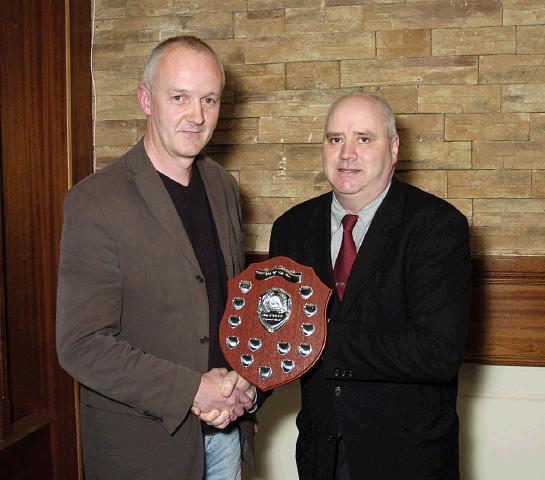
left=228, top=315, right=241, bottom=328
left=281, top=360, right=295, bottom=373
left=259, top=366, right=272, bottom=379
left=248, top=338, right=263, bottom=352
left=299, top=286, right=313, bottom=299
left=298, top=343, right=312, bottom=357
left=240, top=354, right=254, bottom=367
left=303, top=303, right=317, bottom=317
left=277, top=342, right=291, bottom=355
left=301, top=323, right=315, bottom=336
left=232, top=297, right=245, bottom=310
left=239, top=280, right=252, bottom=293
left=256, top=288, right=292, bottom=332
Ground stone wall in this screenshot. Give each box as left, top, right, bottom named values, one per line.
left=92, top=0, right=545, bottom=254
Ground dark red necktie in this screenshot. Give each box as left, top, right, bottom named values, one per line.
left=333, top=214, right=359, bottom=301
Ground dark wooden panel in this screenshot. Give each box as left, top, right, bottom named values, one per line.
left=247, top=252, right=545, bottom=366
left=0, top=415, right=53, bottom=479
left=0, top=0, right=89, bottom=477
left=467, top=256, right=545, bottom=366
left=1, top=0, right=50, bottom=426
left=70, top=0, right=94, bottom=185
left=0, top=98, right=11, bottom=441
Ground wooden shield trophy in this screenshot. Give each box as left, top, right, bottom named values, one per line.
left=220, top=256, right=331, bottom=391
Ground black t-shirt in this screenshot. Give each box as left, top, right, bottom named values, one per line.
left=158, top=166, right=228, bottom=372
left=159, top=165, right=235, bottom=435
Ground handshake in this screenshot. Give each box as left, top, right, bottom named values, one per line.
left=191, top=367, right=257, bottom=430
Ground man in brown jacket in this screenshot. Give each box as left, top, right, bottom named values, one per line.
left=56, top=36, right=257, bottom=479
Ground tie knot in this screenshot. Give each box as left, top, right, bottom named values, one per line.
left=341, top=214, right=359, bottom=233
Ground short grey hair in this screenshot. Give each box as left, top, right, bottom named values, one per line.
left=326, top=93, right=398, bottom=140
left=142, top=35, right=225, bottom=92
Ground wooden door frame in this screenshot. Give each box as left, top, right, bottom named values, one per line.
left=0, top=0, right=92, bottom=478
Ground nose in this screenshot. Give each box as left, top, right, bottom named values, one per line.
left=186, top=99, right=205, bottom=125
left=339, top=140, right=357, bottom=161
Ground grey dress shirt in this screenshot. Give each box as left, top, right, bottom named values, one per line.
left=330, top=183, right=391, bottom=267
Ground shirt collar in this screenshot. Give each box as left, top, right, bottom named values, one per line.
left=331, top=182, right=392, bottom=232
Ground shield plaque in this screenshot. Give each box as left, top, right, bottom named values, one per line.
left=220, top=256, right=331, bottom=391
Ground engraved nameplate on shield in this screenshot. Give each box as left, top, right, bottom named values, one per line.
left=220, top=256, right=331, bottom=391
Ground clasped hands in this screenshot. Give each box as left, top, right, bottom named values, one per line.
left=191, top=367, right=257, bottom=430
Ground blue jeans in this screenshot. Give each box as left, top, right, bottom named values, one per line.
left=203, top=427, right=241, bottom=480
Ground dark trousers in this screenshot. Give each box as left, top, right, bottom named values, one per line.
left=335, top=437, right=351, bottom=480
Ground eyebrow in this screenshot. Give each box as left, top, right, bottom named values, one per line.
left=169, top=88, right=220, bottom=97
left=324, top=130, right=376, bottom=138
left=354, top=130, right=376, bottom=137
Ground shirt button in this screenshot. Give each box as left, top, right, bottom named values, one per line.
left=200, top=336, right=209, bottom=344
left=196, top=275, right=204, bottom=283
left=334, top=386, right=342, bottom=396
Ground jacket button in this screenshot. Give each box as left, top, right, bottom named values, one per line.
left=196, top=275, right=204, bottom=283
left=334, top=368, right=340, bottom=377
left=334, top=386, right=342, bottom=396
left=200, top=336, right=209, bottom=344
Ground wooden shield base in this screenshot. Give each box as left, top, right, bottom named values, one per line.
left=220, top=256, right=331, bottom=391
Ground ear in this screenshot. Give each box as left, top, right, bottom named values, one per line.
left=136, top=84, right=152, bottom=116
left=390, top=134, right=400, bottom=165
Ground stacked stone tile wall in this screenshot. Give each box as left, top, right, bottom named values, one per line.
left=92, top=0, right=545, bottom=254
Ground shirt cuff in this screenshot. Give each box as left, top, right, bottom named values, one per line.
left=245, top=387, right=258, bottom=413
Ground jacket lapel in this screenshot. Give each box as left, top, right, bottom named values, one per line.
left=337, top=179, right=406, bottom=320
left=305, top=193, right=336, bottom=290
left=197, top=158, right=239, bottom=278
left=127, top=141, right=201, bottom=273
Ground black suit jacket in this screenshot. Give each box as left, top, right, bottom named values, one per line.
left=269, top=178, right=471, bottom=480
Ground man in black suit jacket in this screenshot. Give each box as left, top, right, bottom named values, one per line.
left=269, top=94, right=471, bottom=479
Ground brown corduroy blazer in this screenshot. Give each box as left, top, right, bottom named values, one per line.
left=56, top=140, right=253, bottom=479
